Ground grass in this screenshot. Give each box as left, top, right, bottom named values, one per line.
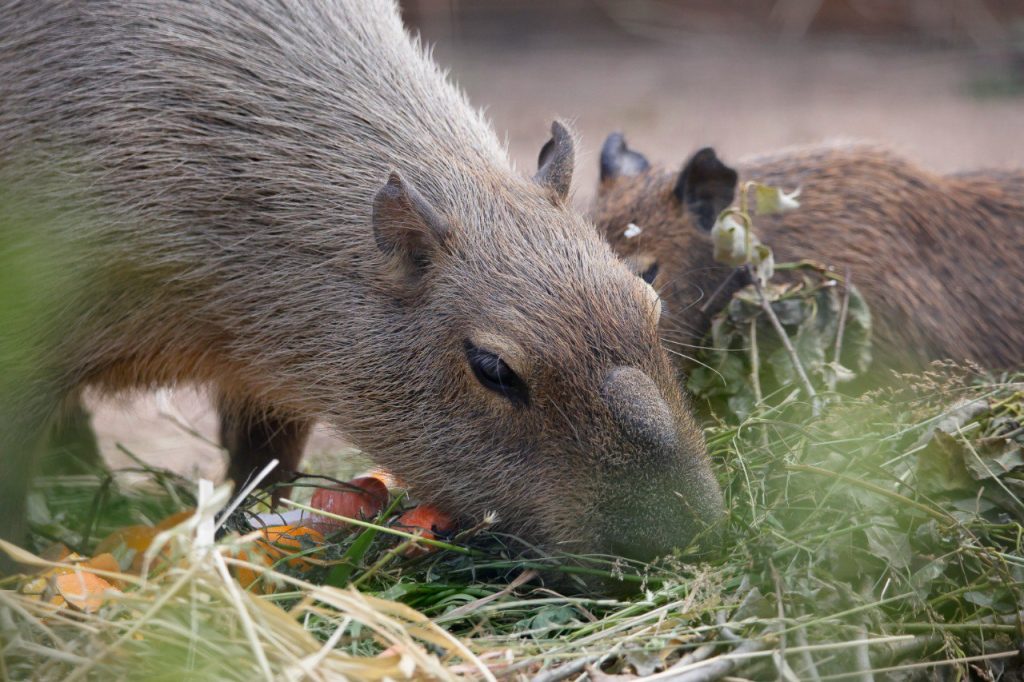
left=2, top=364, right=1023, bottom=680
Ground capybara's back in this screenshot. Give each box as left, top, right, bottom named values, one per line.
left=596, top=136, right=1024, bottom=372
left=0, top=1, right=724, bottom=569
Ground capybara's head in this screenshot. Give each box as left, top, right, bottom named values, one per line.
left=592, top=133, right=740, bottom=347
left=361, top=123, right=724, bottom=562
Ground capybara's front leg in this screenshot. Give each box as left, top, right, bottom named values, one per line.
left=217, top=393, right=312, bottom=505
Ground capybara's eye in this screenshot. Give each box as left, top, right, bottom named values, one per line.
left=640, top=262, right=659, bottom=285
left=465, top=343, right=528, bottom=406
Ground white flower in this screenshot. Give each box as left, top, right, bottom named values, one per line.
left=624, top=222, right=643, bottom=239
left=755, top=184, right=802, bottom=215
left=778, top=187, right=801, bottom=211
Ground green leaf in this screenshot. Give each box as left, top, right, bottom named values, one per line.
left=910, top=557, right=948, bottom=595
left=325, top=526, right=377, bottom=587
left=325, top=490, right=406, bottom=587
left=728, top=392, right=756, bottom=421
left=517, top=605, right=579, bottom=634
left=688, top=352, right=747, bottom=400
left=916, top=431, right=976, bottom=495
left=963, top=590, right=995, bottom=607
left=864, top=517, right=912, bottom=570
left=839, top=285, right=873, bottom=373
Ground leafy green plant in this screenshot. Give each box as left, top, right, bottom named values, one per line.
left=689, top=181, right=873, bottom=420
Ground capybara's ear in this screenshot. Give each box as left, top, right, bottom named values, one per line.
left=674, top=147, right=738, bottom=231
left=372, top=172, right=449, bottom=280
left=535, top=120, right=575, bottom=201
left=599, top=132, right=650, bottom=182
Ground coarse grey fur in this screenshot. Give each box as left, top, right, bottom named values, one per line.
left=0, top=0, right=723, bottom=569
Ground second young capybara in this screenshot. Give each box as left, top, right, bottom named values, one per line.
left=595, top=134, right=1024, bottom=374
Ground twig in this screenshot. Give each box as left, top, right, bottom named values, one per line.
left=749, top=318, right=763, bottom=406
left=529, top=644, right=623, bottom=682
left=672, top=643, right=718, bottom=668
left=852, top=624, right=874, bottom=682
left=832, top=266, right=851, bottom=366
left=529, top=657, right=595, bottom=682
left=793, top=627, right=822, bottom=682
left=655, top=581, right=763, bottom=681
left=878, top=633, right=942, bottom=666
left=748, top=265, right=820, bottom=415
left=658, top=638, right=767, bottom=682
left=770, top=562, right=801, bottom=682
left=699, top=268, right=742, bottom=314
left=816, top=650, right=1020, bottom=680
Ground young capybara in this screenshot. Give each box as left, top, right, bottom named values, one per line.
left=595, top=134, right=1024, bottom=373
left=0, top=1, right=724, bottom=569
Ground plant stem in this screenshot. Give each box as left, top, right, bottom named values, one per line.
left=749, top=317, right=763, bottom=406
left=699, top=268, right=741, bottom=314
left=832, top=266, right=851, bottom=366
left=747, top=265, right=820, bottom=415
left=350, top=538, right=415, bottom=588
left=281, top=498, right=473, bottom=554
left=852, top=623, right=875, bottom=682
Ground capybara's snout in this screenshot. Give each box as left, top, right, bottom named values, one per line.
left=590, top=367, right=724, bottom=562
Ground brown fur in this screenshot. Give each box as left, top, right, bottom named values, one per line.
left=0, top=0, right=723, bottom=568
left=595, top=140, right=1024, bottom=373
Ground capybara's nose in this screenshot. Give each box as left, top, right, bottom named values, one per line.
left=598, top=367, right=725, bottom=562
left=601, top=367, right=678, bottom=462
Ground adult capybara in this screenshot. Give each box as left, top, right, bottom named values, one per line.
left=595, top=135, right=1024, bottom=373
left=0, top=0, right=724, bottom=569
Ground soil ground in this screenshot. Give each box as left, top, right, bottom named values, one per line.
left=88, top=30, right=1024, bottom=481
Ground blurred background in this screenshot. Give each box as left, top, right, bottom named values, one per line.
left=405, top=0, right=1024, bottom=192
left=90, top=0, right=1024, bottom=480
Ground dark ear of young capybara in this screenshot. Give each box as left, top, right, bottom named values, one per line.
left=0, top=1, right=725, bottom=575
left=595, top=133, right=1024, bottom=374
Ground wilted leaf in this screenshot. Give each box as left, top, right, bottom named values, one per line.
left=913, top=399, right=988, bottom=451
left=769, top=297, right=807, bottom=327
left=963, top=590, right=994, bottom=607
left=690, top=259, right=872, bottom=420
left=728, top=392, right=756, bottom=421
left=823, top=361, right=856, bottom=386
left=864, top=517, right=912, bottom=570
left=962, top=441, right=1024, bottom=481
left=916, top=431, right=976, bottom=495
